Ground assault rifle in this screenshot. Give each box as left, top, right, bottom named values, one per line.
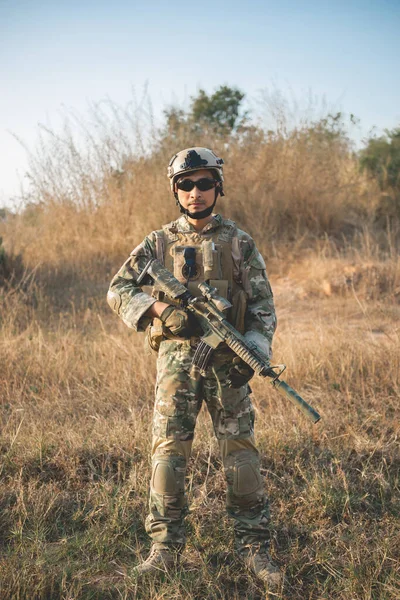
left=138, top=258, right=321, bottom=424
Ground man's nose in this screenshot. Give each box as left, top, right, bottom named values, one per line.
left=190, top=184, right=201, bottom=198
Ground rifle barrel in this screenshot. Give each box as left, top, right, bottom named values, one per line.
left=272, top=379, right=321, bottom=423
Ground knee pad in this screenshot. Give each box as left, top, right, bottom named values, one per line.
left=224, top=451, right=265, bottom=509
left=233, top=453, right=263, bottom=497
left=151, top=455, right=186, bottom=496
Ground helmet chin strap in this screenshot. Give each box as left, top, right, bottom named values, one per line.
left=174, top=187, right=222, bottom=220
left=175, top=196, right=217, bottom=219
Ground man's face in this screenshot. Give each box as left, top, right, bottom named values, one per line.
left=175, top=169, right=217, bottom=215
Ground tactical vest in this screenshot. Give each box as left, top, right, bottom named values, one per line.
left=148, top=218, right=248, bottom=334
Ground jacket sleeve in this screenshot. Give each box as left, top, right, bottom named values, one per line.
left=241, top=239, right=277, bottom=359
left=107, top=234, right=157, bottom=332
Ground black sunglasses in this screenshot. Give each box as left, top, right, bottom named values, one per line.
left=176, top=177, right=216, bottom=192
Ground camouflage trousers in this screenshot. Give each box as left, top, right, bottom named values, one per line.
left=146, top=339, right=271, bottom=552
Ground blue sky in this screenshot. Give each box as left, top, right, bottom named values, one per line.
left=1, top=0, right=399, bottom=205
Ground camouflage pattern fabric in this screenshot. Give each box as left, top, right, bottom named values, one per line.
left=147, top=339, right=271, bottom=551
left=107, top=214, right=276, bottom=354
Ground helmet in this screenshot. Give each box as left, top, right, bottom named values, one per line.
left=168, top=147, right=224, bottom=195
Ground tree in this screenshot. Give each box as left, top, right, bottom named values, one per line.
left=163, top=85, right=247, bottom=138
left=359, top=127, right=400, bottom=190
left=190, top=85, right=247, bottom=134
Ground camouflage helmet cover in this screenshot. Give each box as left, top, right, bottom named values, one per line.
left=168, top=147, right=224, bottom=192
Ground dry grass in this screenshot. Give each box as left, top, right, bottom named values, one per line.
left=1, top=97, right=393, bottom=279
left=0, top=100, right=399, bottom=598
left=0, top=267, right=399, bottom=599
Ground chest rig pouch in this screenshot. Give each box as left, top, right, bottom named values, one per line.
left=147, top=223, right=248, bottom=352
left=172, top=240, right=229, bottom=299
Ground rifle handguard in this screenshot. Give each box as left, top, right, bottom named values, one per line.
left=225, top=334, right=269, bottom=376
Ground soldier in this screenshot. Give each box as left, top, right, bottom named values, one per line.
left=107, top=147, right=283, bottom=591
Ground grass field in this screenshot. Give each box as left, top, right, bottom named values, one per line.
left=0, top=251, right=399, bottom=599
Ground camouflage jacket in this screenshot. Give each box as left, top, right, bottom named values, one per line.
left=107, top=214, right=277, bottom=356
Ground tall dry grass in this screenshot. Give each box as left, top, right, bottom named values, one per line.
left=1, top=95, right=392, bottom=282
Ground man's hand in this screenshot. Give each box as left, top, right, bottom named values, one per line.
left=159, top=305, right=192, bottom=337
left=228, top=356, right=255, bottom=388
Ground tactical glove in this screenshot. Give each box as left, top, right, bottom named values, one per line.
left=159, top=305, right=192, bottom=338
left=228, top=356, right=255, bottom=388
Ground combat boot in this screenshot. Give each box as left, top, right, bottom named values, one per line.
left=240, top=548, right=284, bottom=593
left=132, top=544, right=182, bottom=576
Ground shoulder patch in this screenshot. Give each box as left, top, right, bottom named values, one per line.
left=163, top=221, right=179, bottom=242
left=218, top=219, right=237, bottom=242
